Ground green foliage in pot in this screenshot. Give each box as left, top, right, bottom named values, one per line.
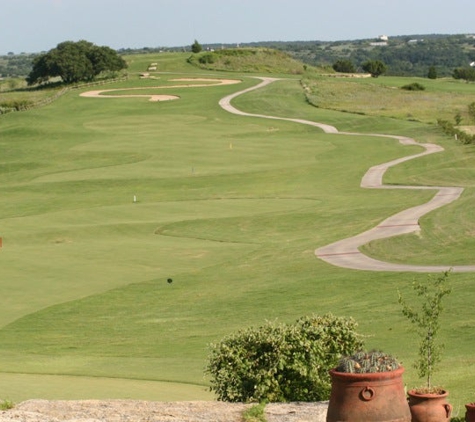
left=336, top=350, right=400, bottom=373
left=398, top=271, right=452, bottom=391
left=206, top=313, right=363, bottom=402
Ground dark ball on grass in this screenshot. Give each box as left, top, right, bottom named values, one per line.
left=167, top=278, right=173, bottom=284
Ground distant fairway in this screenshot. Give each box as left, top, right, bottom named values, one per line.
left=1, top=53, right=475, bottom=405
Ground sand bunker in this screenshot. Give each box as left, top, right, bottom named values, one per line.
left=80, top=78, right=241, bottom=102
left=80, top=90, right=179, bottom=102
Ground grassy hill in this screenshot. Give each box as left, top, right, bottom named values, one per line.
left=187, top=48, right=314, bottom=74
left=1, top=51, right=475, bottom=410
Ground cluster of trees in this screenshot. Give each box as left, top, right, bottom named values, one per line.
left=253, top=34, right=475, bottom=77
left=453, top=66, right=475, bottom=82
left=26, top=40, right=127, bottom=86
left=0, top=53, right=34, bottom=78
left=332, top=59, right=387, bottom=77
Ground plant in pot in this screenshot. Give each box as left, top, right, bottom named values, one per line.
left=398, top=270, right=452, bottom=422
left=326, top=350, right=411, bottom=422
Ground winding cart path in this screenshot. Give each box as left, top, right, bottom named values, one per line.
left=219, top=77, right=475, bottom=273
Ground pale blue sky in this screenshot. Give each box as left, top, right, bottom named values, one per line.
left=1, top=0, right=474, bottom=55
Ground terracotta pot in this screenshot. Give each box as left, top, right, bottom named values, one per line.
left=326, top=366, right=411, bottom=422
left=465, top=402, right=475, bottom=422
left=407, top=389, right=452, bottom=422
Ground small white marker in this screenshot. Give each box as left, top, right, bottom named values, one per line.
left=133, top=195, right=137, bottom=203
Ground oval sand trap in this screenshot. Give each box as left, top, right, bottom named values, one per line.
left=80, top=78, right=241, bottom=102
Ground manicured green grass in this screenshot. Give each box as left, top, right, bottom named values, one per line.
left=1, top=53, right=475, bottom=407
left=0, top=373, right=212, bottom=402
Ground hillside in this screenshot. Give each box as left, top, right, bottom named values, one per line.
left=242, top=33, right=475, bottom=77
left=187, top=47, right=312, bottom=74
left=3, top=33, right=475, bottom=78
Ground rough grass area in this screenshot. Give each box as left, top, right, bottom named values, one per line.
left=303, top=74, right=475, bottom=124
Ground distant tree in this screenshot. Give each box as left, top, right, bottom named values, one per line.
left=191, top=39, right=202, bottom=54
left=362, top=60, right=387, bottom=77
left=427, top=65, right=437, bottom=79
left=332, top=59, right=356, bottom=73
left=452, top=66, right=475, bottom=82
left=26, top=40, right=127, bottom=86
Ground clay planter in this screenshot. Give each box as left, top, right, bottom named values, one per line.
left=407, top=389, right=452, bottom=422
left=326, top=366, right=411, bottom=422
left=465, top=402, right=475, bottom=422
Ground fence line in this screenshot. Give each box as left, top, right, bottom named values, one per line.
left=0, top=75, right=128, bottom=115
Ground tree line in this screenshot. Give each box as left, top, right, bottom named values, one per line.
left=2, top=34, right=475, bottom=81
left=247, top=34, right=475, bottom=78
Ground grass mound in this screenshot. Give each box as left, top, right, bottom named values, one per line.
left=188, top=48, right=308, bottom=74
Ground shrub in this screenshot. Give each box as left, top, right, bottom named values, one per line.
left=362, top=60, right=387, bottom=77
left=206, top=313, right=364, bottom=402
left=401, top=82, right=426, bottom=91
left=243, top=402, right=267, bottom=422
left=0, top=399, right=14, bottom=410
left=332, top=59, right=356, bottom=73
left=437, top=118, right=475, bottom=144
left=198, top=53, right=217, bottom=64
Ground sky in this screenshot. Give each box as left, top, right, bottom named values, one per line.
left=1, top=0, right=475, bottom=55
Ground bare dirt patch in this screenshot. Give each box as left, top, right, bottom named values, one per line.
left=0, top=400, right=328, bottom=422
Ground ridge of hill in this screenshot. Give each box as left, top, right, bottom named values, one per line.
left=186, top=47, right=316, bottom=74
left=2, top=33, right=475, bottom=78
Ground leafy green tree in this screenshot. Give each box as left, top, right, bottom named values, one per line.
left=26, top=40, right=127, bottom=86
left=206, top=313, right=363, bottom=402
left=87, top=44, right=127, bottom=75
left=453, top=66, right=475, bottom=82
left=191, top=39, right=203, bottom=53
left=332, top=59, right=356, bottom=73
left=427, top=65, right=437, bottom=79
left=362, top=60, right=387, bottom=77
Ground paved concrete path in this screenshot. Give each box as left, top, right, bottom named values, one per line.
left=219, top=77, right=475, bottom=273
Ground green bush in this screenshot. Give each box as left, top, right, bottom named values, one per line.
left=206, top=313, right=364, bottom=402
left=198, top=53, right=217, bottom=64
left=437, top=118, right=475, bottom=144
left=243, top=402, right=267, bottom=422
left=0, top=399, right=14, bottom=410
left=401, top=82, right=426, bottom=91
